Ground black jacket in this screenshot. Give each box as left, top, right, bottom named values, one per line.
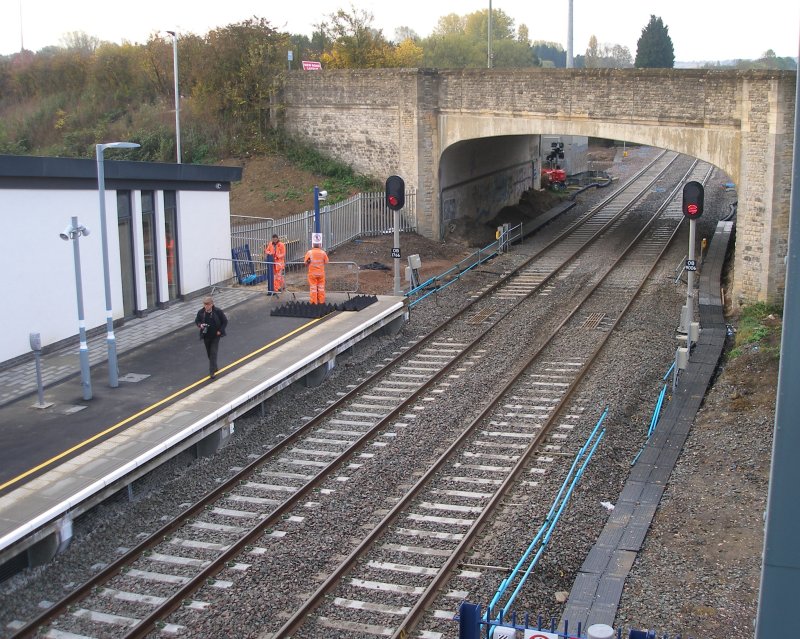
left=195, top=305, right=228, bottom=339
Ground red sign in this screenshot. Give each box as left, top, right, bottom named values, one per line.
left=302, top=60, right=322, bottom=70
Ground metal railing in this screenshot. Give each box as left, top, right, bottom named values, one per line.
left=231, top=189, right=417, bottom=264
left=208, top=257, right=359, bottom=296
left=405, top=223, right=523, bottom=308
left=457, top=601, right=693, bottom=638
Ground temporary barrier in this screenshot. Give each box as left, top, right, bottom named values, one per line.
left=209, top=258, right=359, bottom=296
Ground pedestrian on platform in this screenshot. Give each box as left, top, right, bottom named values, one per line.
left=304, top=240, right=329, bottom=304
left=195, top=295, right=228, bottom=379
left=265, top=234, right=286, bottom=294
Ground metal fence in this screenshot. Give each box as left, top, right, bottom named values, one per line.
left=208, top=257, right=360, bottom=296
left=405, top=223, right=522, bottom=308
left=230, top=189, right=417, bottom=265
left=457, top=602, right=691, bottom=638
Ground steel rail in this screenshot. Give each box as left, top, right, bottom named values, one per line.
left=10, top=150, right=678, bottom=639
left=121, top=153, right=686, bottom=639
left=273, top=159, right=712, bottom=638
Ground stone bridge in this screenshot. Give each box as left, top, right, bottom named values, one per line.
left=276, top=68, right=796, bottom=305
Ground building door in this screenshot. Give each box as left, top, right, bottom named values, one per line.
left=141, top=191, right=158, bottom=309
left=164, top=191, right=180, bottom=300
left=117, top=191, right=137, bottom=318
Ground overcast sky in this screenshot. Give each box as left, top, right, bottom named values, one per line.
left=2, top=0, right=799, bottom=62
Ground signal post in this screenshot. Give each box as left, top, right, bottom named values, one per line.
left=385, top=175, right=405, bottom=296
left=676, top=181, right=704, bottom=375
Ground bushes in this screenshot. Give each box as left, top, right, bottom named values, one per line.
left=729, top=302, right=782, bottom=359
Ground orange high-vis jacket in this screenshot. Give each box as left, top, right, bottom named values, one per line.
left=304, top=246, right=329, bottom=276
left=266, top=240, right=286, bottom=263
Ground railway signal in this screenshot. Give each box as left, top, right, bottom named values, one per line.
left=385, top=175, right=405, bottom=211
left=678, top=180, right=703, bottom=350
left=385, top=175, right=406, bottom=295
left=682, top=181, right=704, bottom=218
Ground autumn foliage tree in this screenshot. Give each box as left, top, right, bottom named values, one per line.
left=315, top=7, right=422, bottom=68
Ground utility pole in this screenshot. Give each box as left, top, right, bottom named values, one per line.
left=567, top=0, right=574, bottom=68
left=487, top=0, right=493, bottom=69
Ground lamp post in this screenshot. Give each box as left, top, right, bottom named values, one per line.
left=96, top=141, right=140, bottom=388
left=166, top=30, right=181, bottom=163
left=60, top=217, right=92, bottom=401
left=487, top=0, right=493, bottom=69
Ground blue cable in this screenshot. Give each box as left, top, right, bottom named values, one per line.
left=488, top=409, right=608, bottom=616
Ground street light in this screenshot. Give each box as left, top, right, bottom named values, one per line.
left=166, top=30, right=181, bottom=163
left=60, top=216, right=92, bottom=401
left=96, top=141, right=140, bottom=388
left=487, top=0, right=493, bottom=69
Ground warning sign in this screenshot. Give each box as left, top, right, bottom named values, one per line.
left=523, top=631, right=560, bottom=639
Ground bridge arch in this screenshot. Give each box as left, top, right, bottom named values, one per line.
left=278, top=68, right=795, bottom=305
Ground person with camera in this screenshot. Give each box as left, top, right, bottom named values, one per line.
left=194, top=296, right=228, bottom=379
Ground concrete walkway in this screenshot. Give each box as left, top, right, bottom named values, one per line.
left=0, top=288, right=258, bottom=408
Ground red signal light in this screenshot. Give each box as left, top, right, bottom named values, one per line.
left=385, top=175, right=405, bottom=211
left=682, top=181, right=704, bottom=219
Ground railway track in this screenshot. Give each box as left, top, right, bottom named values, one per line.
left=274, top=160, right=714, bottom=638
left=11, top=152, right=709, bottom=639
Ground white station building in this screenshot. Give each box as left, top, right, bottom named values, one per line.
left=0, top=155, right=242, bottom=364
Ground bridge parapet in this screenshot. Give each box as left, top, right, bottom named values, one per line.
left=277, top=68, right=795, bottom=304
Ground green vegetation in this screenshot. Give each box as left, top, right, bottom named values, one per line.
left=0, top=6, right=793, bottom=177
left=635, top=15, right=675, bottom=68
left=273, top=132, right=380, bottom=197
left=729, top=302, right=783, bottom=360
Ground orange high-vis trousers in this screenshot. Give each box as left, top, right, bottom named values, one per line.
left=308, top=273, right=326, bottom=304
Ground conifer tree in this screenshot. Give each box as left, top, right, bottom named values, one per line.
left=634, top=15, right=675, bottom=68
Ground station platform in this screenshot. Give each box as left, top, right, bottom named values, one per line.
left=0, top=290, right=407, bottom=569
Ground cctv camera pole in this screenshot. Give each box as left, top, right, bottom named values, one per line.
left=96, top=142, right=139, bottom=388
left=68, top=216, right=92, bottom=400
left=313, top=186, right=321, bottom=235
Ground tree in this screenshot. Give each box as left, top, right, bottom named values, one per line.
left=423, top=9, right=536, bottom=69
left=586, top=36, right=633, bottom=69
left=316, top=6, right=392, bottom=68
left=532, top=41, right=566, bottom=68
left=200, top=18, right=289, bottom=135
left=432, top=14, right=466, bottom=37
left=390, top=38, right=424, bottom=67
left=393, top=27, right=420, bottom=44
left=60, top=32, right=100, bottom=53
left=584, top=35, right=600, bottom=68
left=634, top=15, right=674, bottom=68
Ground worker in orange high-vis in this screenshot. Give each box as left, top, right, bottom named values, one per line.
left=304, top=240, right=329, bottom=304
left=265, top=234, right=286, bottom=293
